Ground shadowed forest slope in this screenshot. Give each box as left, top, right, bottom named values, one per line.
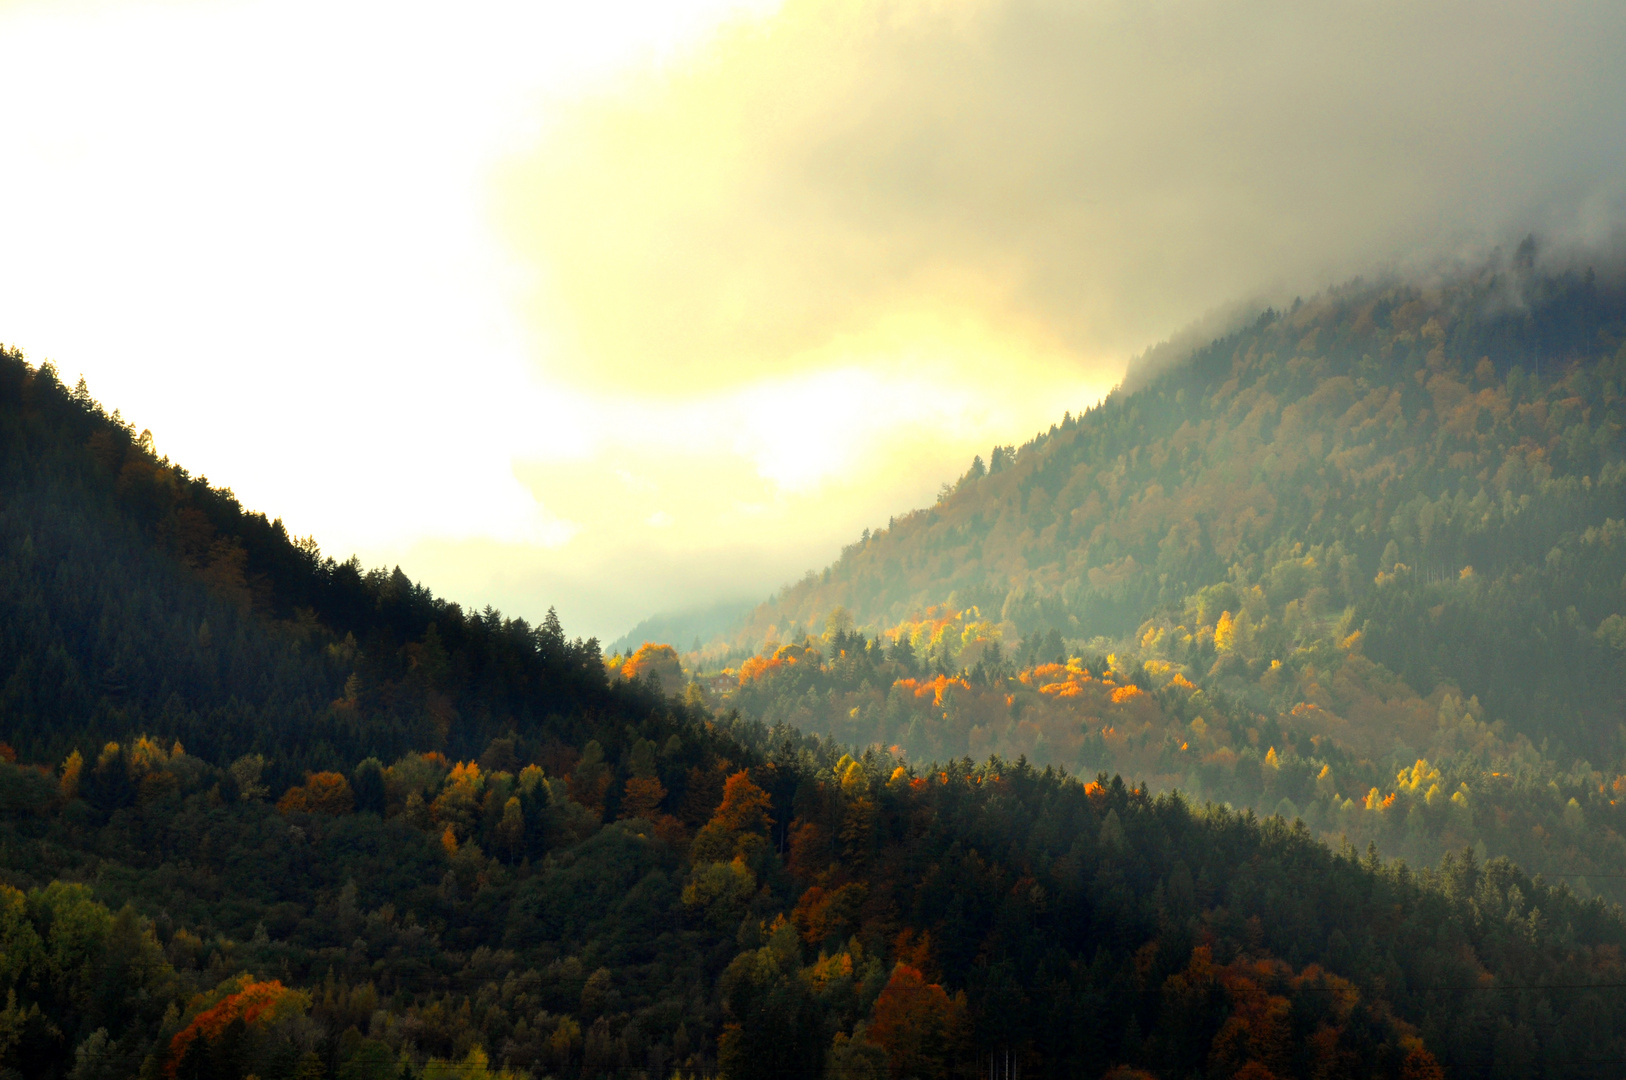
left=0, top=352, right=629, bottom=791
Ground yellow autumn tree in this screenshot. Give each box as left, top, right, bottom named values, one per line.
left=495, top=797, right=525, bottom=861
left=59, top=750, right=83, bottom=799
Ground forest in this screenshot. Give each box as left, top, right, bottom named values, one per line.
left=1, top=245, right=1625, bottom=1079
left=690, top=246, right=1626, bottom=903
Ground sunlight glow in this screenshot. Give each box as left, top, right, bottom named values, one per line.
left=0, top=0, right=1104, bottom=638
left=13, top=0, right=1611, bottom=639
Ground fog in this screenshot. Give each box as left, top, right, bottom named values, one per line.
left=505, top=0, right=1626, bottom=393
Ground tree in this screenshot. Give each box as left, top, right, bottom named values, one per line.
left=712, top=772, right=771, bottom=835
left=621, top=738, right=668, bottom=820
left=495, top=797, right=526, bottom=862
left=866, top=964, right=964, bottom=1080
left=621, top=643, right=685, bottom=695
left=277, top=772, right=353, bottom=816
left=717, top=923, right=822, bottom=1080
left=569, top=741, right=612, bottom=816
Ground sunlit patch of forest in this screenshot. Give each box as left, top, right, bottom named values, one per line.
left=2, top=243, right=1625, bottom=1079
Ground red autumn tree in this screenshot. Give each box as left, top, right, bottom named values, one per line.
left=275, top=771, right=353, bottom=815
left=867, top=963, right=965, bottom=1080
left=167, top=980, right=303, bottom=1076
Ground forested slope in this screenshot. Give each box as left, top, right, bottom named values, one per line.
left=705, top=251, right=1626, bottom=903
left=0, top=353, right=617, bottom=790
left=3, top=292, right=1626, bottom=1080
left=737, top=248, right=1625, bottom=760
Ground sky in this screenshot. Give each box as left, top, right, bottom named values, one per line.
left=2, top=0, right=1624, bottom=641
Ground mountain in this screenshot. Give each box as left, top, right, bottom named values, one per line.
left=737, top=248, right=1625, bottom=753
left=608, top=600, right=760, bottom=659
left=4, top=276, right=1626, bottom=1080
left=0, top=354, right=627, bottom=791
left=704, top=248, right=1626, bottom=901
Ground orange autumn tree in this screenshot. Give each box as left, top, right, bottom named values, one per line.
left=791, top=882, right=867, bottom=947
left=276, top=771, right=353, bottom=815
left=620, top=738, right=667, bottom=820
left=1400, top=1044, right=1447, bottom=1080
left=166, top=979, right=308, bottom=1075
left=738, top=641, right=820, bottom=685
left=621, top=776, right=666, bottom=818
left=691, top=770, right=773, bottom=863
left=621, top=642, right=685, bottom=695
left=866, top=963, right=966, bottom=1080
left=712, top=771, right=772, bottom=834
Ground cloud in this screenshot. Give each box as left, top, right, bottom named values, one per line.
left=500, top=0, right=1626, bottom=394
left=8, top=0, right=1625, bottom=641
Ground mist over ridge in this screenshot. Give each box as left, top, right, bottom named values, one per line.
left=492, top=0, right=1626, bottom=636
left=505, top=0, right=1626, bottom=397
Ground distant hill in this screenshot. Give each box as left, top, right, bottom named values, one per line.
left=607, top=598, right=758, bottom=658
left=732, top=247, right=1626, bottom=760
left=704, top=247, right=1626, bottom=906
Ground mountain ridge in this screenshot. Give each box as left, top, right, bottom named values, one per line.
left=726, top=251, right=1626, bottom=754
